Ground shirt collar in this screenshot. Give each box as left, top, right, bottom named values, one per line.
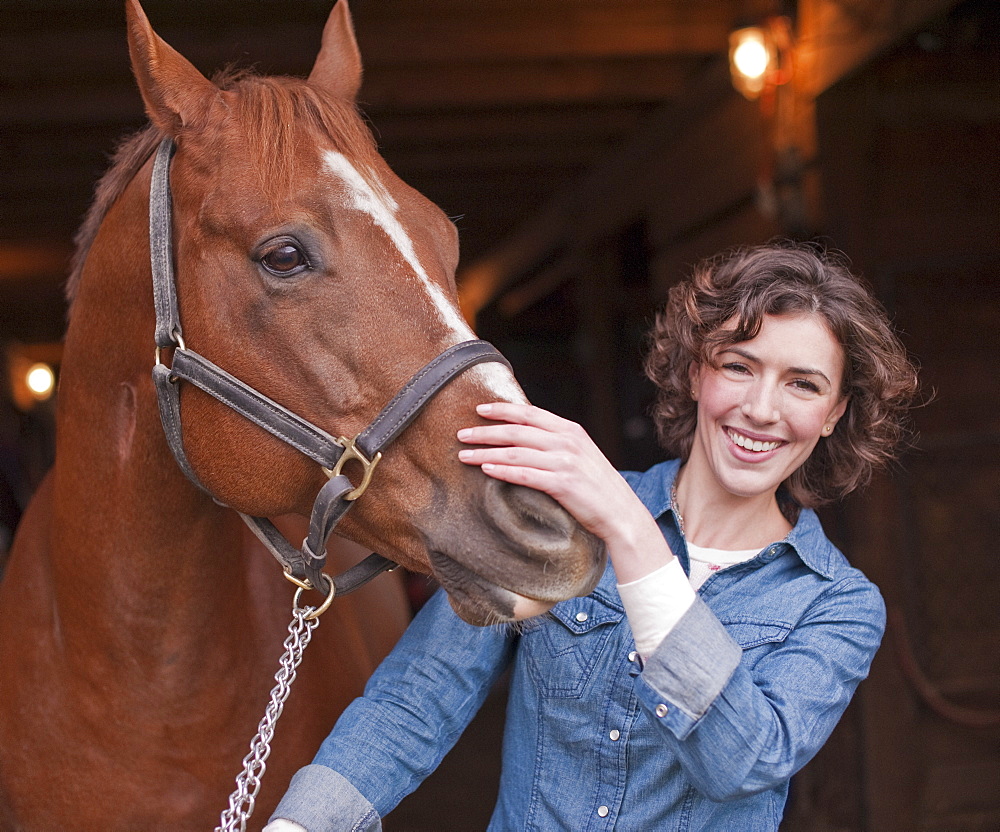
left=623, top=459, right=838, bottom=580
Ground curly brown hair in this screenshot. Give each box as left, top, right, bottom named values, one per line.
left=644, top=241, right=919, bottom=507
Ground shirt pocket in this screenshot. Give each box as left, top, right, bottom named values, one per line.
left=521, top=595, right=624, bottom=699
left=721, top=618, right=793, bottom=668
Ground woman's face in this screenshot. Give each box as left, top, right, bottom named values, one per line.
left=688, top=312, right=848, bottom=501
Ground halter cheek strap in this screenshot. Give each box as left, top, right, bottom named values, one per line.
left=148, top=137, right=512, bottom=597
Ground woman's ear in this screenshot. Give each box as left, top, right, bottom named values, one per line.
left=824, top=396, right=850, bottom=435
left=688, top=361, right=701, bottom=401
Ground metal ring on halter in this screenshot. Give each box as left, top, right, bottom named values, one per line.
left=292, top=581, right=336, bottom=621
left=154, top=330, right=187, bottom=372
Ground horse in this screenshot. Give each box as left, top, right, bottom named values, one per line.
left=0, top=2, right=605, bottom=829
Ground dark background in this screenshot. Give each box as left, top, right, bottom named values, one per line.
left=1, top=1, right=998, bottom=829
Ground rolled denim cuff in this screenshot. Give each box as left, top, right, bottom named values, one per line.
left=269, top=764, right=381, bottom=832
left=635, top=597, right=742, bottom=739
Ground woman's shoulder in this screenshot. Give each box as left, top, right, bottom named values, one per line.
left=786, top=509, right=884, bottom=615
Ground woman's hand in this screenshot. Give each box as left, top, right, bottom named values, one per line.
left=457, top=402, right=674, bottom=583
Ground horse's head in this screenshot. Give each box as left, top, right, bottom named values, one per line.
left=119, top=0, right=604, bottom=624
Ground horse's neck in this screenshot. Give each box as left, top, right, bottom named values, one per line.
left=48, top=168, right=256, bottom=674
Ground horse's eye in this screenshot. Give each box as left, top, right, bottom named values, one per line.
left=260, top=243, right=309, bottom=277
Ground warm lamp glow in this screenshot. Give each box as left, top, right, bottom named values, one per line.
left=733, top=33, right=769, bottom=80
left=26, top=363, right=55, bottom=399
left=6, top=342, right=62, bottom=411
left=729, top=26, right=772, bottom=98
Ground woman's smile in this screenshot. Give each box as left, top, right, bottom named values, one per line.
left=725, top=427, right=784, bottom=455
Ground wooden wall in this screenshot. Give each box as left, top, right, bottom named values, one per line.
left=803, top=1, right=1000, bottom=828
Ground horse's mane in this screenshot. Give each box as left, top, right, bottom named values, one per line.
left=66, top=125, right=163, bottom=308
left=66, top=68, right=381, bottom=311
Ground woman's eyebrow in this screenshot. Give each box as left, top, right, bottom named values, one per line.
left=723, top=346, right=833, bottom=387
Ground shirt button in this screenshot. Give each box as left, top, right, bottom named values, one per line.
left=655, top=704, right=669, bottom=718
left=609, top=729, right=621, bottom=741
left=627, top=651, right=638, bottom=662
left=597, top=806, right=610, bottom=818
left=575, top=611, right=589, bottom=623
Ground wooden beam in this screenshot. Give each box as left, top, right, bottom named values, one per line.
left=352, top=5, right=731, bottom=65
left=381, top=144, right=597, bottom=175
left=368, top=104, right=656, bottom=146
left=797, top=0, right=964, bottom=96
left=0, top=242, right=73, bottom=282
left=361, top=58, right=694, bottom=110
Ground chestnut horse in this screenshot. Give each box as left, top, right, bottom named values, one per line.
left=0, top=2, right=605, bottom=829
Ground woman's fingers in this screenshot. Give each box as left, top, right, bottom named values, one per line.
left=458, top=445, right=563, bottom=471
left=457, top=423, right=560, bottom=452
left=458, top=402, right=587, bottom=450
left=475, top=401, right=582, bottom=433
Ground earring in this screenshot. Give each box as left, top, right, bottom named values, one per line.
left=823, top=425, right=833, bottom=435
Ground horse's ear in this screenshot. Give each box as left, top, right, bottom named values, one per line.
left=125, top=0, right=218, bottom=136
left=308, top=0, right=363, bottom=101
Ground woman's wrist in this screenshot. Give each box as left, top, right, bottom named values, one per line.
left=603, top=508, right=676, bottom=584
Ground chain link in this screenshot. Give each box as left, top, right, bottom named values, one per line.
left=216, top=595, right=322, bottom=832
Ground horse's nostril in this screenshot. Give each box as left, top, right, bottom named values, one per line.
left=482, top=478, right=575, bottom=551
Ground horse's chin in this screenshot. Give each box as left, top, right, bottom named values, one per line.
left=428, top=550, right=555, bottom=626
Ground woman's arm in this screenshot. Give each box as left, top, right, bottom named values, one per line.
left=636, top=576, right=886, bottom=800
left=268, top=588, right=516, bottom=830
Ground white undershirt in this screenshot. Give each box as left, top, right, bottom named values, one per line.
left=617, top=543, right=761, bottom=659
left=686, top=542, right=761, bottom=590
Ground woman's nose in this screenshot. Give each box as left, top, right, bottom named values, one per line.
left=741, top=381, right=780, bottom=424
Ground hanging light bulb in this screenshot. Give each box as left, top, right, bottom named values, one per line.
left=729, top=25, right=774, bottom=99
left=25, top=363, right=55, bottom=400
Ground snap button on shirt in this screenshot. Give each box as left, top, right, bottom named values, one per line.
left=655, top=704, right=669, bottom=717
left=609, top=729, right=621, bottom=741
left=575, top=611, right=589, bottom=623
left=627, top=650, right=638, bottom=662
left=597, top=806, right=610, bottom=818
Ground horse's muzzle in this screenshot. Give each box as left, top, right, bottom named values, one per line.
left=428, top=478, right=606, bottom=625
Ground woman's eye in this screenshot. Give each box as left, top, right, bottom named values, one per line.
left=722, top=362, right=750, bottom=374
left=260, top=243, right=309, bottom=277
left=791, top=379, right=820, bottom=393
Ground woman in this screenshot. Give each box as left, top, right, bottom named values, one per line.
left=266, top=241, right=918, bottom=831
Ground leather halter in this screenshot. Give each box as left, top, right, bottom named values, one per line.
left=147, top=137, right=510, bottom=597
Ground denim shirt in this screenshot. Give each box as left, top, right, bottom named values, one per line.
left=271, top=459, right=886, bottom=832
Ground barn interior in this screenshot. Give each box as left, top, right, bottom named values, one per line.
left=1, top=0, right=998, bottom=829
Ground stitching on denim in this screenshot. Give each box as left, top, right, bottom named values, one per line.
left=351, top=807, right=380, bottom=832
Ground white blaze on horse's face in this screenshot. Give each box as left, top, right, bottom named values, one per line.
left=322, top=149, right=525, bottom=404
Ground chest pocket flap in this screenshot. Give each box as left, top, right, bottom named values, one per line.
left=522, top=595, right=624, bottom=698
left=722, top=619, right=793, bottom=650
left=548, top=595, right=623, bottom=633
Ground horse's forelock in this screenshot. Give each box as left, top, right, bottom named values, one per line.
left=218, top=69, right=382, bottom=194
left=66, top=68, right=380, bottom=314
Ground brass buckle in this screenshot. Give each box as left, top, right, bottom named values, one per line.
left=322, top=435, right=382, bottom=501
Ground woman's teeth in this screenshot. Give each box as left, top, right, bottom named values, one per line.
left=729, top=430, right=780, bottom=452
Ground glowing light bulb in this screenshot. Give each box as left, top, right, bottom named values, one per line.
left=733, top=35, right=769, bottom=80
left=26, top=363, right=55, bottom=399
left=729, top=26, right=773, bottom=99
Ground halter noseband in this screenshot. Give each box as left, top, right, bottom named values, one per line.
left=148, top=137, right=510, bottom=598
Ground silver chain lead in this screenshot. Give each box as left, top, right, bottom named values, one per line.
left=216, top=594, right=322, bottom=832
